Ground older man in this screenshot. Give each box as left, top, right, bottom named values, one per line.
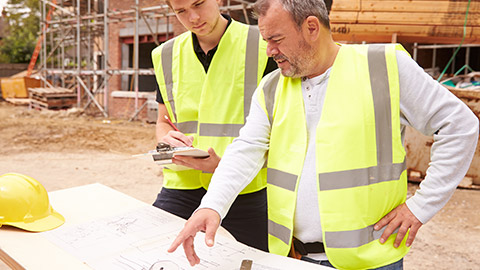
left=168, top=0, right=479, bottom=269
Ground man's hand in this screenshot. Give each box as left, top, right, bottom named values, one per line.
left=156, top=105, right=193, bottom=147
left=374, top=203, right=423, bottom=248
left=161, top=130, right=194, bottom=147
left=172, top=147, right=220, bottom=173
left=168, top=208, right=221, bottom=266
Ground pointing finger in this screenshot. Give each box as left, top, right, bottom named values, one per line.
left=183, top=236, right=200, bottom=266
left=168, top=232, right=187, bottom=253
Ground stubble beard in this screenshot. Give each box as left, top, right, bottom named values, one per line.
left=281, top=39, right=315, bottom=78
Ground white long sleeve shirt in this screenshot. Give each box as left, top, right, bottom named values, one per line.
left=199, top=50, right=479, bottom=245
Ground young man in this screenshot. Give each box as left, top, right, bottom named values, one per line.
left=168, top=0, right=479, bottom=269
left=151, top=0, right=276, bottom=251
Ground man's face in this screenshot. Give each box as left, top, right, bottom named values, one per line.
left=258, top=2, right=315, bottom=78
left=169, top=0, right=222, bottom=36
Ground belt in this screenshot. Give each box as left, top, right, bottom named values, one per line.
left=293, top=238, right=325, bottom=255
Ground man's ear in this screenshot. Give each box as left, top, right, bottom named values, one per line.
left=302, top=16, right=321, bottom=42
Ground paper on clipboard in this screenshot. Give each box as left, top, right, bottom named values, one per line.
left=172, top=147, right=210, bottom=157
left=132, top=147, right=209, bottom=171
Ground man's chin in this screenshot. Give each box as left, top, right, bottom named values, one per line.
left=280, top=68, right=300, bottom=78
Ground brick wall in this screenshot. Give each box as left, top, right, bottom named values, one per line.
left=110, top=96, right=149, bottom=120
left=110, top=91, right=156, bottom=121
left=107, top=0, right=186, bottom=119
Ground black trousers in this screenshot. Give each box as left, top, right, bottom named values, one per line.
left=153, top=187, right=268, bottom=252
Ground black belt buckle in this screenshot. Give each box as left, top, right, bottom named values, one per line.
left=293, top=238, right=325, bottom=255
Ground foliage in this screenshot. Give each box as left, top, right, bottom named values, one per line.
left=0, top=0, right=40, bottom=63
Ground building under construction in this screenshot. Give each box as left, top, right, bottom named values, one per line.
left=30, top=0, right=480, bottom=120
left=28, top=0, right=264, bottom=121
left=20, top=0, right=478, bottom=187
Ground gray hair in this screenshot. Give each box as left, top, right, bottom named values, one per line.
left=253, top=0, right=330, bottom=30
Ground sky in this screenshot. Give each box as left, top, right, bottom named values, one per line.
left=0, top=0, right=6, bottom=12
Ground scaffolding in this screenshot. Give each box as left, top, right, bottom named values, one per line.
left=412, top=43, right=480, bottom=79
left=36, top=0, right=257, bottom=119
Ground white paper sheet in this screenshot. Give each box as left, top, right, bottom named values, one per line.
left=43, top=206, right=328, bottom=270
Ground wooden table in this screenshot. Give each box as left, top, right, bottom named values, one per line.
left=0, top=184, right=151, bottom=269
left=0, top=183, right=328, bottom=270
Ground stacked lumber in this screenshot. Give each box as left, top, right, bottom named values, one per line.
left=330, top=0, right=480, bottom=44
left=29, top=87, right=77, bottom=110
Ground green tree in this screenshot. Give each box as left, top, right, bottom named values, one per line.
left=0, top=0, right=40, bottom=63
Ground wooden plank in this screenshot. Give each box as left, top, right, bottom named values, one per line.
left=474, top=27, right=480, bottom=38
left=330, top=23, right=475, bottom=38
left=354, top=12, right=480, bottom=26
left=447, top=87, right=480, bottom=100
left=331, top=23, right=480, bottom=44
left=375, top=0, right=474, bottom=2
left=0, top=248, right=25, bottom=270
left=30, top=98, right=75, bottom=110
left=360, top=1, right=480, bottom=14
left=29, top=87, right=74, bottom=95
left=329, top=11, right=359, bottom=23
left=5, top=98, right=31, bottom=106
left=331, top=0, right=360, bottom=11
left=31, top=92, right=76, bottom=99
left=30, top=94, right=77, bottom=104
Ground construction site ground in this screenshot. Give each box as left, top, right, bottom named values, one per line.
left=0, top=101, right=478, bottom=270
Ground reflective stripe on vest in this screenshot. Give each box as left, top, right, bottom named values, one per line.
left=263, top=44, right=409, bottom=267
left=161, top=25, right=261, bottom=137
left=262, top=70, right=281, bottom=124
left=161, top=38, right=175, bottom=116
left=169, top=121, right=244, bottom=137
left=153, top=20, right=268, bottom=193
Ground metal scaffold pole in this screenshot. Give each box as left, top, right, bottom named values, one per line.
left=76, top=0, right=81, bottom=108
left=34, top=0, right=256, bottom=119
left=134, top=0, right=139, bottom=118
left=104, top=0, right=109, bottom=113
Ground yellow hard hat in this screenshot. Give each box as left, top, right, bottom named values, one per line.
left=0, top=173, right=65, bottom=232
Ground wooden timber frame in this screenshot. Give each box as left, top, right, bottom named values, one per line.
left=330, top=0, right=480, bottom=44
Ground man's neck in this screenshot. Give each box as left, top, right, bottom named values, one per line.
left=197, top=15, right=229, bottom=54
left=306, top=40, right=340, bottom=79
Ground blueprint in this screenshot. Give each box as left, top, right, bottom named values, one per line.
left=42, top=206, right=326, bottom=270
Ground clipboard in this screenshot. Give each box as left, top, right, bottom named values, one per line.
left=132, top=143, right=209, bottom=171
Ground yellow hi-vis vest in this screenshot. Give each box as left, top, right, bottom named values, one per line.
left=151, top=20, right=268, bottom=194
left=258, top=44, right=409, bottom=269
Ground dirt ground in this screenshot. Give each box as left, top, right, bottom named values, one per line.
left=0, top=101, right=479, bottom=269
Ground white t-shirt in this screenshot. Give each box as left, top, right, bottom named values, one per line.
left=199, top=50, right=479, bottom=250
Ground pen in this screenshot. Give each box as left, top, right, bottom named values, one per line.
left=164, top=115, right=180, bottom=131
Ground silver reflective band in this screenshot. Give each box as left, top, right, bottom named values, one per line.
left=319, top=161, right=406, bottom=191
left=161, top=25, right=261, bottom=133
left=199, top=123, right=243, bottom=137
left=262, top=70, right=281, bottom=124
left=318, top=44, right=405, bottom=191
left=325, top=225, right=400, bottom=249
left=178, top=121, right=198, bottom=134
left=268, top=219, right=291, bottom=245
left=161, top=38, right=176, bottom=117
left=368, top=44, right=393, bottom=165
left=267, top=168, right=298, bottom=192
left=243, top=25, right=260, bottom=122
